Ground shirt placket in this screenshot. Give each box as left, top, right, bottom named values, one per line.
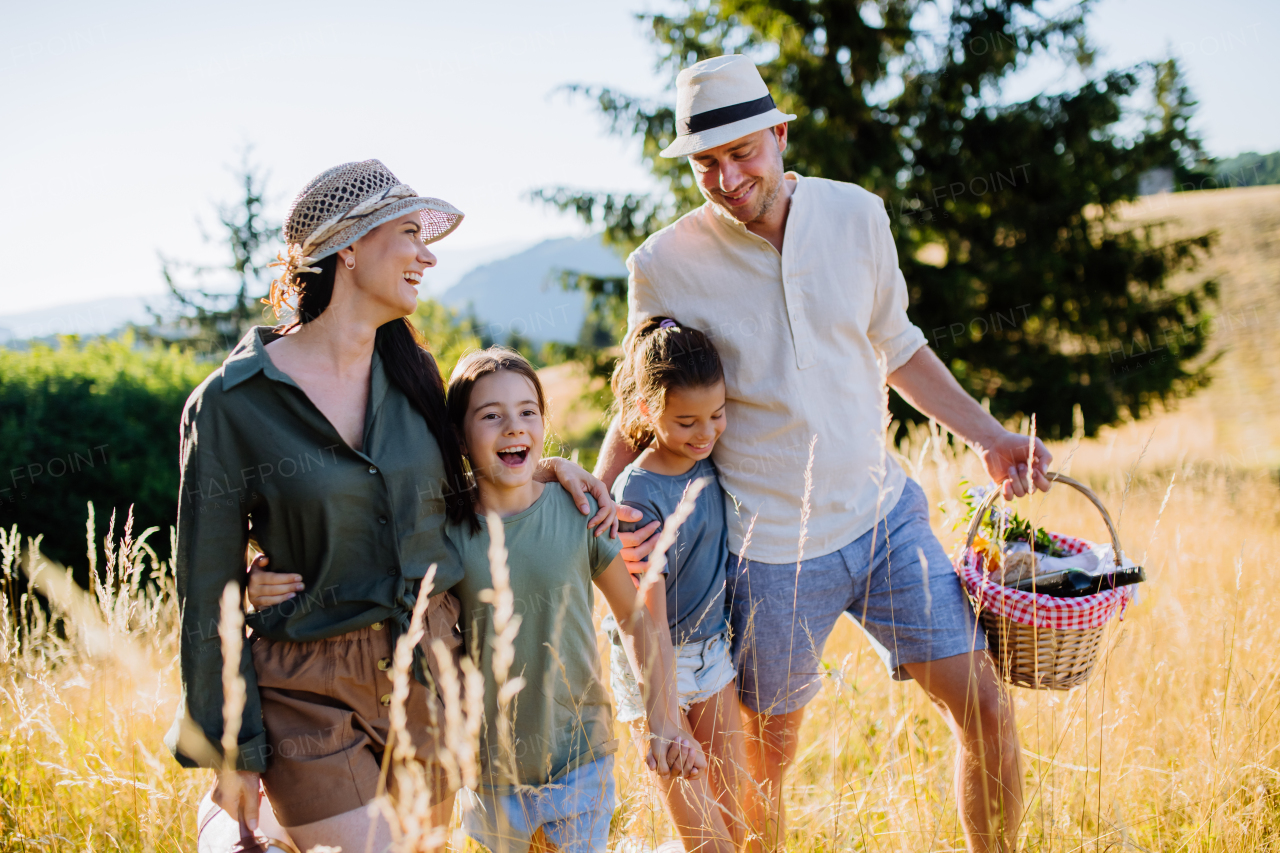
left=360, top=390, right=404, bottom=582
left=271, top=358, right=405, bottom=583
left=723, top=202, right=815, bottom=372
left=780, top=260, right=815, bottom=370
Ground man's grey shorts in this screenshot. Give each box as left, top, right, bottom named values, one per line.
left=726, top=478, right=985, bottom=715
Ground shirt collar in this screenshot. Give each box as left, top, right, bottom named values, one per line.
left=706, top=171, right=804, bottom=231
left=221, top=325, right=391, bottom=414
left=221, top=326, right=286, bottom=391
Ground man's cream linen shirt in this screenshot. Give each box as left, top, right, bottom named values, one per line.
left=627, top=173, right=927, bottom=564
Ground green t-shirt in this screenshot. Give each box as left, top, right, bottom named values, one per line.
left=446, top=483, right=623, bottom=792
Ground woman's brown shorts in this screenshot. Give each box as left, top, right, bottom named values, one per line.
left=252, top=592, right=463, bottom=827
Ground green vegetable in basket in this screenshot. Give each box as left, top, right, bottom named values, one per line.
left=956, top=480, right=1070, bottom=558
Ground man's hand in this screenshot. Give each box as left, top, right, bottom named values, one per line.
left=212, top=769, right=262, bottom=830
left=975, top=429, right=1053, bottom=500
left=618, top=520, right=661, bottom=576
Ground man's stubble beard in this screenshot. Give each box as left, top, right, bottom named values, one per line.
left=750, top=168, right=784, bottom=223
left=703, top=150, right=785, bottom=225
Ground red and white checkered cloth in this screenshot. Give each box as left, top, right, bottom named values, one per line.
left=955, top=531, right=1136, bottom=631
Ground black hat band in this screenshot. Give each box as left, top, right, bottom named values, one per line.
left=678, top=93, right=778, bottom=137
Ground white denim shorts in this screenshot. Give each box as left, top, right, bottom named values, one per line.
left=603, top=618, right=737, bottom=723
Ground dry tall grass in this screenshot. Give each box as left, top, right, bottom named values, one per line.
left=5, top=415, right=1278, bottom=851
left=5, top=187, right=1279, bottom=850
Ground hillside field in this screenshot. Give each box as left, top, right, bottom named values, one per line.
left=3, top=186, right=1279, bottom=851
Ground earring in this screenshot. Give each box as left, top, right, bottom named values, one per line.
left=344, top=255, right=355, bottom=270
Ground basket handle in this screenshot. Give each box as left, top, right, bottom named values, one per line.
left=963, top=472, right=1124, bottom=568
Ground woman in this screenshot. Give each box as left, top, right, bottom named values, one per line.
left=168, top=160, right=622, bottom=853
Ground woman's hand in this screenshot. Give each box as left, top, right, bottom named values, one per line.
left=212, top=769, right=262, bottom=830
left=245, top=555, right=304, bottom=611
left=536, top=457, right=644, bottom=538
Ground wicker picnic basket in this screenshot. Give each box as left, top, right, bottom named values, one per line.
left=957, top=472, right=1137, bottom=691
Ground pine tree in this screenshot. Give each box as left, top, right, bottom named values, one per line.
left=148, top=150, right=280, bottom=355
left=536, top=0, right=1218, bottom=437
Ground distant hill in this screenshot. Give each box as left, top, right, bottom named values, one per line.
left=0, top=296, right=158, bottom=344
left=1120, top=185, right=1280, bottom=462
left=441, top=235, right=627, bottom=345
left=0, top=238, right=536, bottom=347
left=1213, top=151, right=1280, bottom=189
left=423, top=239, right=539, bottom=297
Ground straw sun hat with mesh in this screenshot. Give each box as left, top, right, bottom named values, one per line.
left=268, top=159, right=463, bottom=316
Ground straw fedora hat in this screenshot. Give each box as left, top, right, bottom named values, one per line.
left=659, top=55, right=796, bottom=158
left=269, top=159, right=463, bottom=315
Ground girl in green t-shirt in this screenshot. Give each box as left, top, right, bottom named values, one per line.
left=443, top=347, right=705, bottom=853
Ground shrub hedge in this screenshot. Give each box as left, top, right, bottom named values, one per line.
left=0, top=334, right=215, bottom=575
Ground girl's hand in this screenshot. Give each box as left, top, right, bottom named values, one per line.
left=645, top=730, right=706, bottom=779
left=211, top=769, right=262, bottom=831
left=245, top=555, right=304, bottom=611
left=538, top=457, right=644, bottom=538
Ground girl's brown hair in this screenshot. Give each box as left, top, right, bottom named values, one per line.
left=286, top=254, right=472, bottom=526
left=610, top=316, right=724, bottom=450
left=446, top=347, right=549, bottom=530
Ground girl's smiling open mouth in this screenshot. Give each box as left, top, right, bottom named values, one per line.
left=496, top=444, right=529, bottom=467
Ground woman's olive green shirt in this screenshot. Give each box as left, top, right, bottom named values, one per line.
left=165, top=327, right=464, bottom=773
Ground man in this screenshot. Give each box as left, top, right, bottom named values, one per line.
left=598, top=55, right=1051, bottom=853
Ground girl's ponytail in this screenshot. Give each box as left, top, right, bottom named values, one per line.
left=610, top=316, right=723, bottom=450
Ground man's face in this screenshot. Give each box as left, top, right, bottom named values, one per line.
left=689, top=125, right=788, bottom=224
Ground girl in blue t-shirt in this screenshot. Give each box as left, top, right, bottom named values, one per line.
left=607, top=317, right=766, bottom=853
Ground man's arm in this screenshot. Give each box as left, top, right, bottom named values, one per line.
left=593, top=415, right=644, bottom=491
left=888, top=346, right=1052, bottom=499
left=594, top=415, right=662, bottom=569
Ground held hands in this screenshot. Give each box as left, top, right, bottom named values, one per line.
left=211, top=769, right=262, bottom=831
left=976, top=429, right=1053, bottom=500
left=644, top=724, right=707, bottom=780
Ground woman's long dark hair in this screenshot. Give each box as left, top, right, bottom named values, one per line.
left=286, top=253, right=472, bottom=525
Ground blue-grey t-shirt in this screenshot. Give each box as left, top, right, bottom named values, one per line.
left=611, top=457, right=729, bottom=645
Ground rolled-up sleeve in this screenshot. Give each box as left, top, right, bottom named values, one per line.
left=626, top=253, right=664, bottom=334
left=867, top=209, right=927, bottom=373
left=164, top=392, right=268, bottom=772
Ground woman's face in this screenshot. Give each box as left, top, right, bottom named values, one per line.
left=460, top=370, right=546, bottom=492
left=337, top=212, right=435, bottom=319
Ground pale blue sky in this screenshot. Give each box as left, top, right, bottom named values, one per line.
left=1, top=0, right=1275, bottom=315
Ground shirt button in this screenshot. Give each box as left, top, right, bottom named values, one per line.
left=377, top=657, right=392, bottom=672
left=371, top=621, right=384, bottom=631
left=368, top=465, right=378, bottom=474
left=386, top=567, right=397, bottom=576
left=378, top=516, right=387, bottom=525
left=379, top=694, right=392, bottom=707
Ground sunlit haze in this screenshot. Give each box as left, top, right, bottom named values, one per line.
left=1, top=0, right=1274, bottom=314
